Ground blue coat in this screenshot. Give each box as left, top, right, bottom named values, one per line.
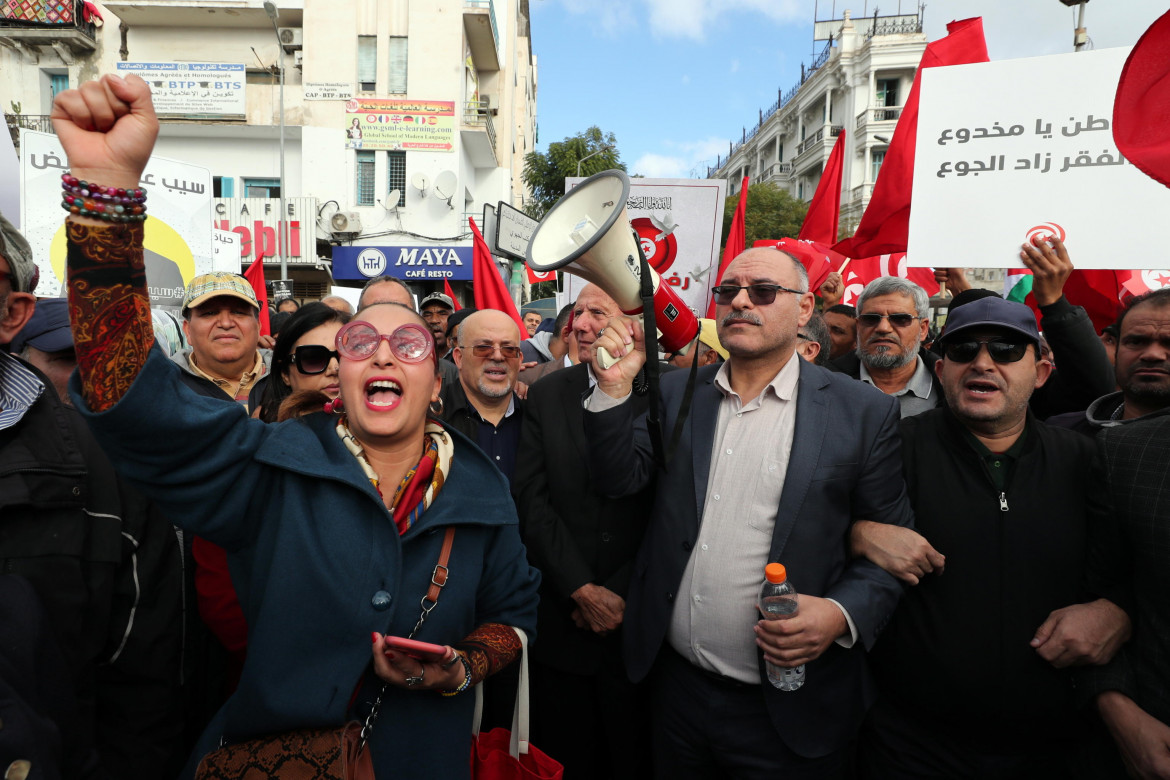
left=73, top=347, right=540, bottom=779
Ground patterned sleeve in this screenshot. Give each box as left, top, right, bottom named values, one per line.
left=65, top=220, right=155, bottom=412
left=454, top=622, right=523, bottom=686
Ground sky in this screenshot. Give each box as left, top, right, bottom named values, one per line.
left=528, top=0, right=1168, bottom=180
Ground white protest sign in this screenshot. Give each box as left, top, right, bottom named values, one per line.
left=212, top=229, right=242, bottom=273
left=909, top=47, right=1170, bottom=270
left=21, top=130, right=213, bottom=305
left=561, top=177, right=727, bottom=315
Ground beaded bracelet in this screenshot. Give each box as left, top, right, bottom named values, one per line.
left=439, top=652, right=473, bottom=697
left=61, top=173, right=147, bottom=223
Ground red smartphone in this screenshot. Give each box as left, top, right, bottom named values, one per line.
left=382, top=635, right=449, bottom=663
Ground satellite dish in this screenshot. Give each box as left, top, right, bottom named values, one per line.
left=433, top=170, right=457, bottom=207
left=386, top=188, right=402, bottom=211
left=411, top=173, right=430, bottom=195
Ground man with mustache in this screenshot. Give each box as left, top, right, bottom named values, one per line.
left=1048, top=288, right=1170, bottom=436
left=582, top=247, right=914, bottom=777
left=850, top=296, right=1130, bottom=777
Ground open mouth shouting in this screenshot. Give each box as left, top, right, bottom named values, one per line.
left=365, top=377, right=403, bottom=410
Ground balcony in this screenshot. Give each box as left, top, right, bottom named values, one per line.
left=5, top=113, right=54, bottom=150
left=855, top=105, right=903, bottom=132
left=0, top=1, right=97, bottom=55
left=99, top=0, right=302, bottom=28
left=760, top=162, right=793, bottom=183
left=796, top=124, right=843, bottom=156
left=851, top=183, right=874, bottom=203
left=793, top=124, right=843, bottom=175
left=464, top=0, right=500, bottom=72
left=461, top=98, right=497, bottom=168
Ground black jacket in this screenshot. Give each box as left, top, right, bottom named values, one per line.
left=872, top=408, right=1113, bottom=747
left=2, top=360, right=184, bottom=778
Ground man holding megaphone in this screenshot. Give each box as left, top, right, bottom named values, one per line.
left=581, top=246, right=916, bottom=778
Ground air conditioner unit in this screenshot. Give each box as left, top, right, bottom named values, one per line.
left=330, top=211, right=362, bottom=234
left=278, top=27, right=303, bottom=52
left=485, top=94, right=499, bottom=115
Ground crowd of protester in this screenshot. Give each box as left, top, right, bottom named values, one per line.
left=0, top=72, right=1168, bottom=780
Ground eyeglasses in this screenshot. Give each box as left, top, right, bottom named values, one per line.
left=796, top=333, right=812, bottom=341
left=711, top=283, right=805, bottom=306
left=466, top=343, right=522, bottom=360
left=335, top=321, right=434, bottom=363
left=941, top=338, right=1031, bottom=364
left=857, top=313, right=920, bottom=329
left=290, top=344, right=339, bottom=375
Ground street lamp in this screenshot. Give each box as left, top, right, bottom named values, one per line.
left=263, top=0, right=287, bottom=286
left=577, top=144, right=613, bottom=177
left=1058, top=0, right=1089, bottom=52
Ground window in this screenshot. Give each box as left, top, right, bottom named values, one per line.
left=388, top=36, right=408, bottom=94
left=213, top=176, right=235, bottom=197
left=243, top=178, right=280, bottom=197
left=387, top=150, right=406, bottom=207
left=776, top=143, right=783, bottom=162
left=358, top=36, right=377, bottom=92
left=871, top=151, right=886, bottom=182
left=876, top=78, right=899, bottom=120
left=356, top=151, right=376, bottom=206
left=246, top=68, right=279, bottom=85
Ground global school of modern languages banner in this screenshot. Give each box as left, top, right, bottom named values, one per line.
left=344, top=99, right=455, bottom=152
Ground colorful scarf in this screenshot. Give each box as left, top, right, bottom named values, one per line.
left=337, top=419, right=452, bottom=535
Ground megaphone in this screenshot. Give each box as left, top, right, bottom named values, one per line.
left=526, top=170, right=699, bottom=369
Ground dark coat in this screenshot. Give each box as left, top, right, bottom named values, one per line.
left=1, top=358, right=184, bottom=778
left=73, top=347, right=540, bottom=780
left=873, top=408, right=1112, bottom=748
left=514, top=363, right=653, bottom=672
left=584, top=358, right=914, bottom=759
left=1080, top=416, right=1170, bottom=725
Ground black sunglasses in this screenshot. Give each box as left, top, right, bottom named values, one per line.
left=941, top=338, right=1030, bottom=364
left=711, top=283, right=804, bottom=306
left=290, top=344, right=340, bottom=375
left=857, top=312, right=919, bottom=329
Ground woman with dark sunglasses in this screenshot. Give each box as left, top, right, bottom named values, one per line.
left=252, top=302, right=350, bottom=423
left=53, top=76, right=539, bottom=780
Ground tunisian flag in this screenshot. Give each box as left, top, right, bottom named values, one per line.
left=798, top=129, right=846, bottom=244
left=469, top=216, right=526, bottom=337
left=839, top=253, right=937, bottom=307
left=752, top=238, right=843, bottom=293
left=707, top=176, right=749, bottom=318
left=834, top=18, right=988, bottom=258
left=243, top=256, right=270, bottom=336
left=1113, top=8, right=1170, bottom=188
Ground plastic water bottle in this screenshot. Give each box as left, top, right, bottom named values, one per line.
left=758, top=563, right=805, bottom=691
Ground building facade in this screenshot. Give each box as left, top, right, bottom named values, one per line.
left=2, top=0, right=537, bottom=302
left=710, top=10, right=925, bottom=239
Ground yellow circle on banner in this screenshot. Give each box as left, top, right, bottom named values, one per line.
left=49, top=218, right=195, bottom=286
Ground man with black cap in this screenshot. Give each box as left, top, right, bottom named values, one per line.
left=851, top=296, right=1130, bottom=778
left=10, top=297, right=75, bottom=406
left=0, top=212, right=184, bottom=777
left=420, top=291, right=455, bottom=358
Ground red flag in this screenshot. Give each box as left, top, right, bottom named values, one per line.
left=442, top=279, right=462, bottom=312
left=839, top=253, right=937, bottom=307
left=468, top=217, right=526, bottom=337
left=707, top=176, right=749, bottom=318
left=243, top=257, right=270, bottom=336
left=798, top=130, right=846, bottom=244
left=1113, top=9, right=1170, bottom=188
left=752, top=238, right=844, bottom=293
left=834, top=18, right=989, bottom=258
left=526, top=265, right=556, bottom=285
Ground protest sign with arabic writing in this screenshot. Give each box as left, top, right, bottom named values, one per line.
left=559, top=177, right=727, bottom=317
left=20, top=130, right=213, bottom=307
left=909, top=47, right=1170, bottom=270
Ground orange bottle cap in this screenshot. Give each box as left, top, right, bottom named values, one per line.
left=764, top=563, right=787, bottom=584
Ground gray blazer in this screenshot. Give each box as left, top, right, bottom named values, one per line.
left=584, top=357, right=914, bottom=759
